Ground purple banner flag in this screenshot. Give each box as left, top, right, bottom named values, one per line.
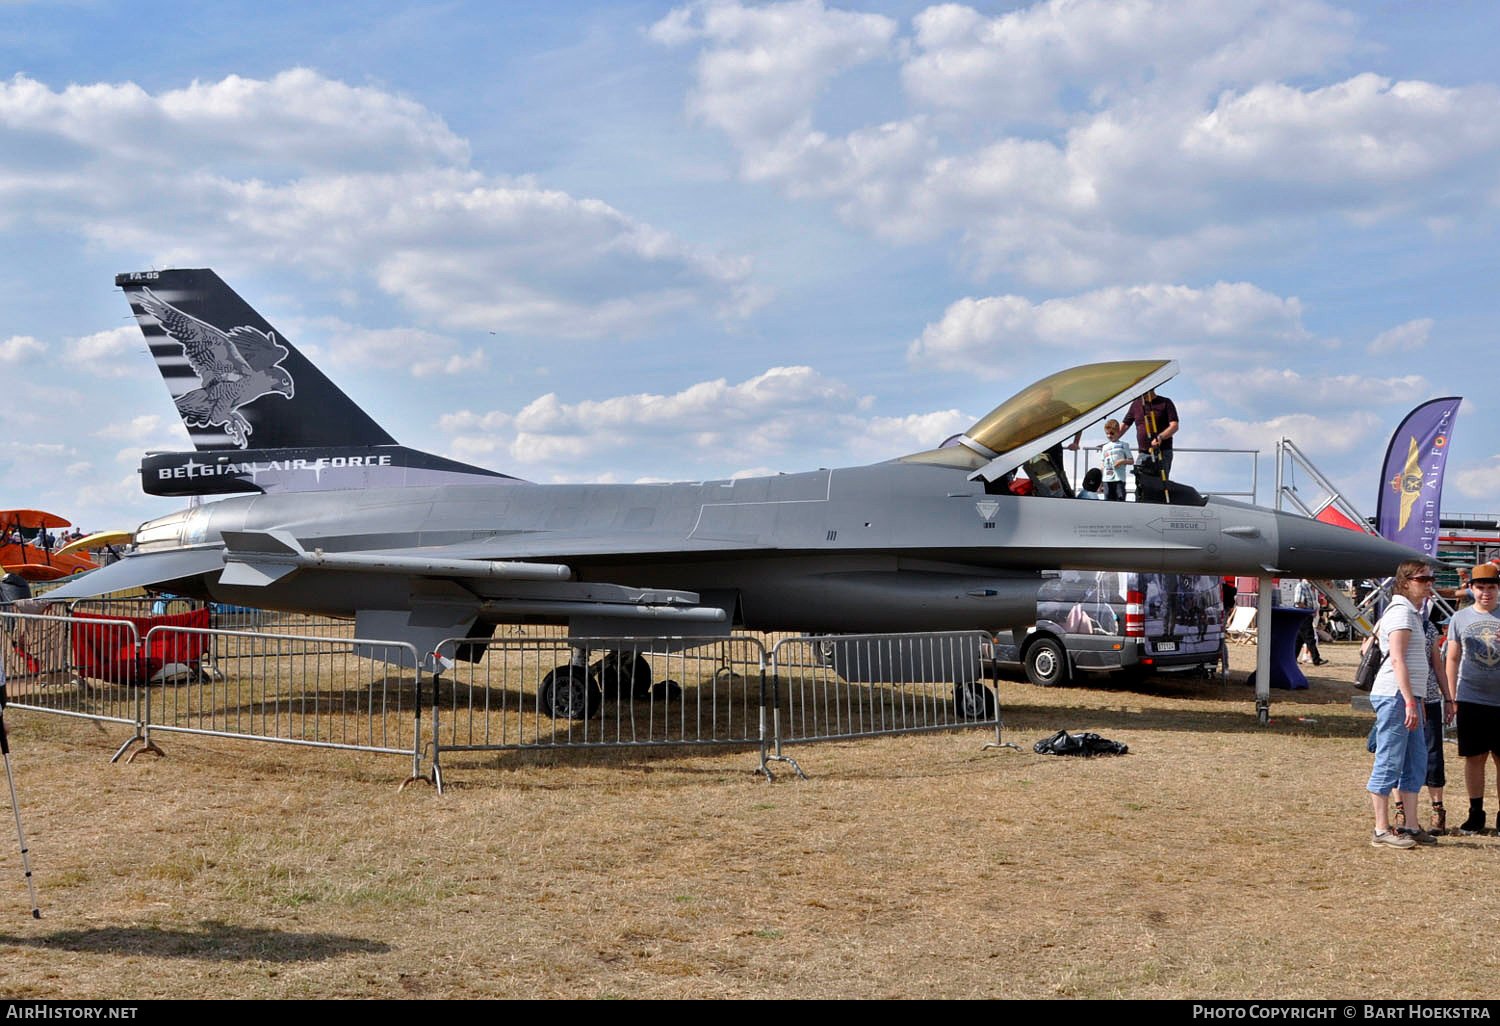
left=1375, top=397, right=1462, bottom=557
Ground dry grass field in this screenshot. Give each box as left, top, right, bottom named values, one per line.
left=1, top=637, right=1497, bottom=1000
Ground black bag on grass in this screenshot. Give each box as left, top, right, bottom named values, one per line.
left=1033, top=730, right=1128, bottom=757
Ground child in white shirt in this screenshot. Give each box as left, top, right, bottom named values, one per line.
left=1099, top=419, right=1133, bottom=501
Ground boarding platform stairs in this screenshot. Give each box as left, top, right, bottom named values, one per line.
left=1274, top=438, right=1453, bottom=635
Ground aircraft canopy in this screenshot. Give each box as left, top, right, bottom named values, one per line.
left=901, top=359, right=1178, bottom=481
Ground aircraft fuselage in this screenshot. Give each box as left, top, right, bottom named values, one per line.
left=127, top=460, right=1406, bottom=636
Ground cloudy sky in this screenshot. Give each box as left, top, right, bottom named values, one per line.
left=0, top=0, right=1495, bottom=533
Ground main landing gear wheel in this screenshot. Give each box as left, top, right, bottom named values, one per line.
left=592, top=652, right=653, bottom=700
left=539, top=664, right=599, bottom=720
left=1024, top=637, right=1069, bottom=687
left=954, top=680, right=996, bottom=720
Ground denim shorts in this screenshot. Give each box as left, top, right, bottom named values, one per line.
left=1368, top=693, right=1427, bottom=796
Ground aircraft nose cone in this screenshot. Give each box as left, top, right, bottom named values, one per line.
left=1274, top=512, right=1426, bottom=579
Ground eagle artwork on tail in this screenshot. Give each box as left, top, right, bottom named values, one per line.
left=136, top=287, right=295, bottom=448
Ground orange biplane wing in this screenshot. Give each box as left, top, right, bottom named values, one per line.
left=0, top=510, right=96, bottom=582
left=0, top=509, right=72, bottom=531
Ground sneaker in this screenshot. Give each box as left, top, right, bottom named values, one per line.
left=1371, top=829, right=1417, bottom=849
left=1398, top=826, right=1439, bottom=846
left=1457, top=813, right=1487, bottom=836
left=1431, top=806, right=1447, bottom=836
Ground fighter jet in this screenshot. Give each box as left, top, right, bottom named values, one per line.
left=49, top=270, right=1419, bottom=716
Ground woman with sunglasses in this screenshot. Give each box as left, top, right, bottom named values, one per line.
left=1366, top=560, right=1440, bottom=848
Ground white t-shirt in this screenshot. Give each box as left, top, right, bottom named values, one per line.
left=1371, top=595, right=1427, bottom=700
left=1099, top=439, right=1132, bottom=483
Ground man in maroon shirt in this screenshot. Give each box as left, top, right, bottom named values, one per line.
left=1121, top=389, right=1180, bottom=480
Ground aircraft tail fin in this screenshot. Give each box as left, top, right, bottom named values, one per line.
left=119, top=268, right=520, bottom=496
left=117, top=269, right=397, bottom=452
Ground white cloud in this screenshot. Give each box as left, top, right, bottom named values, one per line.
left=307, top=319, right=485, bottom=378
left=440, top=409, right=512, bottom=433
left=1180, top=76, right=1500, bottom=198
left=910, top=281, right=1310, bottom=374
left=65, top=326, right=142, bottom=375
left=94, top=414, right=190, bottom=461
left=0, top=440, right=68, bottom=460
left=0, top=71, right=757, bottom=338
left=440, top=365, right=968, bottom=475
left=1195, top=368, right=1430, bottom=410
left=0, top=441, right=82, bottom=496
left=96, top=414, right=163, bottom=442
left=1452, top=458, right=1500, bottom=501
left=0, top=334, right=43, bottom=362
left=846, top=409, right=972, bottom=461
left=902, top=0, right=1355, bottom=123
left=652, top=0, right=898, bottom=180
left=1197, top=410, right=1383, bottom=455
left=69, top=474, right=143, bottom=519
left=0, top=69, right=467, bottom=174
left=1368, top=317, right=1433, bottom=354
left=655, top=1, right=1500, bottom=285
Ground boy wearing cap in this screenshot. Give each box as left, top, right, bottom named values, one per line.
left=1444, top=563, right=1500, bottom=835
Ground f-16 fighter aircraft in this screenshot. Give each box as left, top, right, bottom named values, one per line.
left=49, top=270, right=1419, bottom=716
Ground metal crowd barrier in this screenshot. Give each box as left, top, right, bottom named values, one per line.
left=426, top=635, right=769, bottom=791
left=229, top=610, right=356, bottom=638
left=765, top=631, right=1010, bottom=773
left=0, top=609, right=149, bottom=760
left=139, top=626, right=423, bottom=780
left=68, top=597, right=198, bottom=618
left=4, top=607, right=1012, bottom=787
left=68, top=596, right=353, bottom=638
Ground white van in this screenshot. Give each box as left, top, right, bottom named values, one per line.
left=984, top=570, right=1225, bottom=686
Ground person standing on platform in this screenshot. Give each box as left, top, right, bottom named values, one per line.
left=1121, top=389, right=1179, bottom=481
left=1098, top=419, right=1133, bottom=501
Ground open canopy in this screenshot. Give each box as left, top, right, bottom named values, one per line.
left=901, top=359, right=1178, bottom=481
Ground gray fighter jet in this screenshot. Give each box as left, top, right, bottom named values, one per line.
left=49, top=270, right=1418, bottom=716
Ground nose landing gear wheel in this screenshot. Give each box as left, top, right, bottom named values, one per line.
left=954, top=680, right=996, bottom=720
left=592, top=652, right=653, bottom=700
left=539, top=664, right=599, bottom=720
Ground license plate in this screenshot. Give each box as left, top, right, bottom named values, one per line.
left=1156, top=641, right=1177, bottom=652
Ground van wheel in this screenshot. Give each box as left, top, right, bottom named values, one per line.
left=1024, top=638, right=1069, bottom=687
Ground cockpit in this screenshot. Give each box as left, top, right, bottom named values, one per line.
left=900, top=359, right=1206, bottom=505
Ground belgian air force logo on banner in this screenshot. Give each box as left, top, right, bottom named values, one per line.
left=137, top=287, right=295, bottom=448
left=1390, top=436, right=1423, bottom=531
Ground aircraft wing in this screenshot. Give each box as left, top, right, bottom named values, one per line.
left=36, top=529, right=747, bottom=604
left=0, top=509, right=72, bottom=530
left=40, top=548, right=226, bottom=601
left=55, top=530, right=135, bottom=557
